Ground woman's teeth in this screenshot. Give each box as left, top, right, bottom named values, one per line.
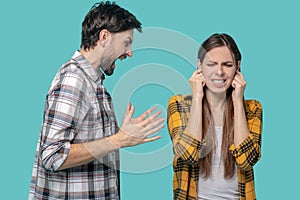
left=212, top=80, right=225, bottom=84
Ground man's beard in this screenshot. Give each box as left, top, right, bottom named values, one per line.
left=100, top=56, right=115, bottom=76
left=104, top=65, right=114, bottom=76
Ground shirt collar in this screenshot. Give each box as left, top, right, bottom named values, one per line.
left=71, top=50, right=105, bottom=83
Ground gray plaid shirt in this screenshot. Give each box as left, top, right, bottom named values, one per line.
left=29, top=51, right=120, bottom=199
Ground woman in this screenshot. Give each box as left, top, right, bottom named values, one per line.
left=167, top=33, right=262, bottom=200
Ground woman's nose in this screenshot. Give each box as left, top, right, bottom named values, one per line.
left=217, top=64, right=224, bottom=76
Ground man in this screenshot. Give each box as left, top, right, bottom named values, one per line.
left=29, top=2, right=164, bottom=199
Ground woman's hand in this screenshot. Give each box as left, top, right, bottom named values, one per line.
left=231, top=71, right=246, bottom=104
left=189, top=69, right=206, bottom=99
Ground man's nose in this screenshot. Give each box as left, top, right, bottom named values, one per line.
left=126, top=50, right=132, bottom=57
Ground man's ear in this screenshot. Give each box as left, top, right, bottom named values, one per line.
left=99, top=29, right=111, bottom=47
left=197, top=59, right=202, bottom=71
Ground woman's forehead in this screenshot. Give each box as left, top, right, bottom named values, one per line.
left=204, top=47, right=234, bottom=61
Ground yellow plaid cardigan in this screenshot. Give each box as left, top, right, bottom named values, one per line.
left=167, top=95, right=262, bottom=200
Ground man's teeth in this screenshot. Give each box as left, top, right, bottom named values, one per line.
left=212, top=80, right=225, bottom=84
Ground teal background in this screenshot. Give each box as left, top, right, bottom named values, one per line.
left=1, top=0, right=299, bottom=199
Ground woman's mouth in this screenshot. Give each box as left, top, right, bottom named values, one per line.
left=212, top=79, right=226, bottom=87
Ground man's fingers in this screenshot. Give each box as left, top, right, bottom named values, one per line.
left=143, top=115, right=164, bottom=129
left=138, top=110, right=162, bottom=127
left=123, top=102, right=134, bottom=122
left=144, top=119, right=165, bottom=135
left=122, top=103, right=130, bottom=121
left=142, top=135, right=161, bottom=143
left=124, top=102, right=129, bottom=114
left=144, top=124, right=165, bottom=137
left=139, top=107, right=157, bottom=120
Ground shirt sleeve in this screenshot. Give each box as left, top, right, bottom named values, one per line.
left=229, top=100, right=263, bottom=171
left=39, top=70, right=87, bottom=172
left=167, top=95, right=204, bottom=165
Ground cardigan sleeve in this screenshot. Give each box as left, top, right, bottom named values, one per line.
left=229, top=100, right=263, bottom=171
left=167, top=95, right=204, bottom=165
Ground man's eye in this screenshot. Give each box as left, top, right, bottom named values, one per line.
left=125, top=41, right=130, bottom=47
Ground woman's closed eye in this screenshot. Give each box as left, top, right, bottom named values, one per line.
left=224, top=63, right=233, bottom=67
left=206, top=62, right=216, bottom=67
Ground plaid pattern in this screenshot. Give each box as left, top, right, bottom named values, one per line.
left=167, top=95, right=262, bottom=200
left=29, top=51, right=120, bottom=200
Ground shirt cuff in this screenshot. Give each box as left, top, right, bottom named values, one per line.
left=229, top=134, right=255, bottom=158
left=41, top=142, right=71, bottom=172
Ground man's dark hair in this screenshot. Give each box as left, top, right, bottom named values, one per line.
left=81, top=1, right=142, bottom=50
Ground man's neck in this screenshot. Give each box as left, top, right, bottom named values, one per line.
left=79, top=47, right=102, bottom=71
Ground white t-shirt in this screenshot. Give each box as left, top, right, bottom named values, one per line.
left=197, top=126, right=239, bottom=200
